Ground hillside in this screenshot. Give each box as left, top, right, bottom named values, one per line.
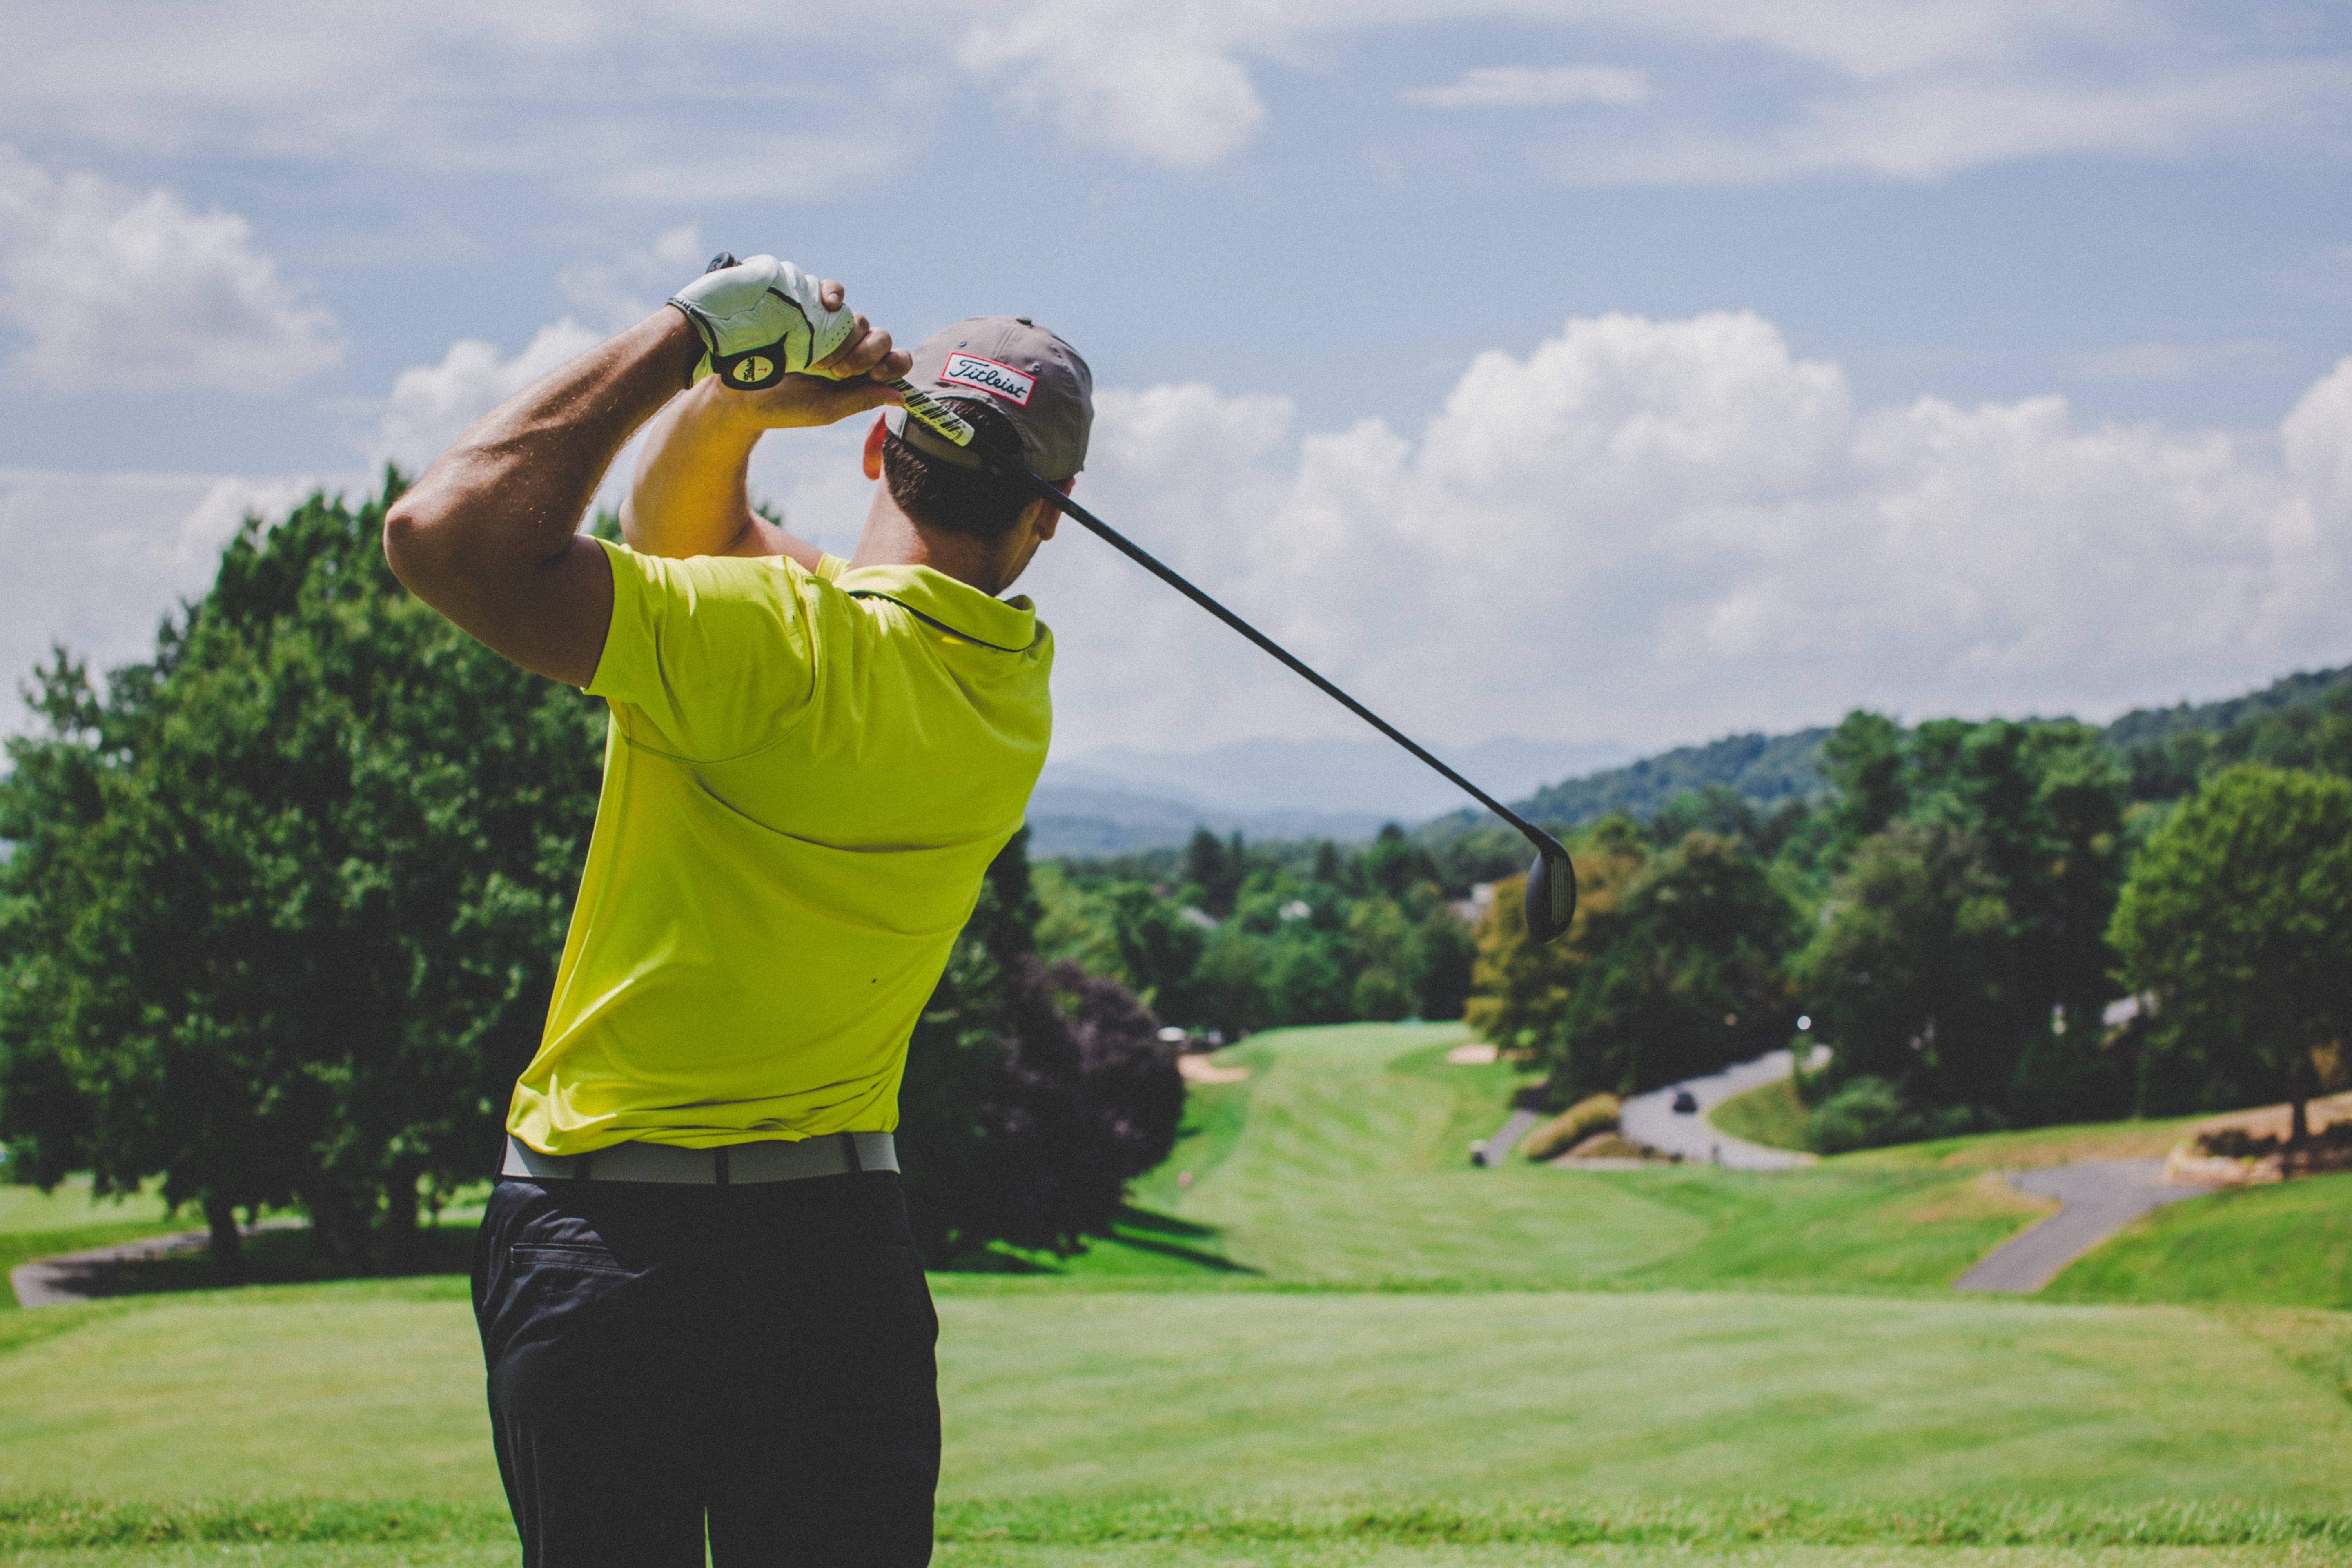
left=1434, top=660, right=2352, bottom=834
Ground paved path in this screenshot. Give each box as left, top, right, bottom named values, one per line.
left=1619, top=1049, right=1819, bottom=1171
left=1952, top=1160, right=2217, bottom=1293
left=1474, top=1106, right=1546, bottom=1165
left=9, top=1218, right=301, bottom=1307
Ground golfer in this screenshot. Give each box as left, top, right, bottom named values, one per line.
left=384, top=255, right=1092, bottom=1568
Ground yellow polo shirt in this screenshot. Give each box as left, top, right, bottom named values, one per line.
left=506, top=540, right=1053, bottom=1154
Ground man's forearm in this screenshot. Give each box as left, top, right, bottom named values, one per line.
left=622, top=378, right=825, bottom=568
left=383, top=311, right=699, bottom=684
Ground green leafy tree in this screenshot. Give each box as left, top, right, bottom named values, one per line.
left=1462, top=817, right=1646, bottom=1077
left=0, top=481, right=603, bottom=1268
left=1820, top=710, right=1908, bottom=853
left=1182, top=829, right=1248, bottom=918
left=1546, top=831, right=1802, bottom=1099
left=2109, top=765, right=2352, bottom=1139
left=1797, top=822, right=2013, bottom=1134
left=897, top=830, right=1186, bottom=1262
left=1797, top=718, right=2132, bottom=1137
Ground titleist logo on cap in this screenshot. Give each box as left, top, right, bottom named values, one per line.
left=938, top=353, right=1034, bottom=407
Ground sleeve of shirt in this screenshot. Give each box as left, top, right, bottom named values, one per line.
left=586, top=539, right=821, bottom=761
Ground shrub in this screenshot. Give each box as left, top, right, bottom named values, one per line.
left=1520, top=1093, right=1622, bottom=1161
left=1807, top=1076, right=1923, bottom=1154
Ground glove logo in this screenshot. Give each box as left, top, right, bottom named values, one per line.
left=731, top=356, right=773, bottom=386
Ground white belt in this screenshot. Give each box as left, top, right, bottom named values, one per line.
left=501, top=1131, right=898, bottom=1185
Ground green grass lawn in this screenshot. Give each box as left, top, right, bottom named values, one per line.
left=1711, top=1078, right=1812, bottom=1151
left=2045, top=1173, right=2352, bottom=1310
left=1037, top=1024, right=2045, bottom=1295
left=4, top=1277, right=2350, bottom=1508
left=7, top=1023, right=2350, bottom=1568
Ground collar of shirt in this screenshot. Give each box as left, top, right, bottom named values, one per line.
left=835, top=563, right=1040, bottom=653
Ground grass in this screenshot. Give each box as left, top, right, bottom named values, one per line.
left=6, top=1278, right=2349, bottom=1512
left=1836, top=1115, right=2213, bottom=1174
left=8, top=1496, right=2352, bottom=1568
left=8, top=1023, right=2351, bottom=1568
left=1022, top=1024, right=2046, bottom=1295
left=2045, top=1174, right=2352, bottom=1310
left=1711, top=1078, right=1812, bottom=1151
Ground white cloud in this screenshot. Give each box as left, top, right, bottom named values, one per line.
left=957, top=4, right=1269, bottom=167
left=0, top=3, right=896, bottom=197
left=1014, top=310, right=2352, bottom=756
left=1405, top=65, right=1650, bottom=109
left=0, top=470, right=327, bottom=733
left=1, top=2, right=2344, bottom=182
left=371, top=320, right=607, bottom=477
left=947, top=0, right=2352, bottom=175
left=0, top=146, right=341, bottom=392
left=557, top=225, right=708, bottom=331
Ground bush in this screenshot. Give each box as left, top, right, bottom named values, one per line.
left=1808, top=1076, right=1992, bottom=1153
left=1519, top=1093, right=1621, bottom=1161
left=1807, top=1077, right=1923, bottom=1154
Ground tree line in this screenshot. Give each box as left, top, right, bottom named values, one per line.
left=0, top=484, right=1180, bottom=1270
left=1466, top=698, right=2352, bottom=1149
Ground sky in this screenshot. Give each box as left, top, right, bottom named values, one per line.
left=4, top=0, right=2352, bottom=764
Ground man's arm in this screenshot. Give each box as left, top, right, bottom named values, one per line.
left=622, top=352, right=906, bottom=566
left=384, top=298, right=907, bottom=684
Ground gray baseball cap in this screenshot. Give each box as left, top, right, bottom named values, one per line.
left=886, top=316, right=1094, bottom=481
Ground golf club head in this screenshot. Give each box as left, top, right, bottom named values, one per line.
left=1523, top=844, right=1577, bottom=945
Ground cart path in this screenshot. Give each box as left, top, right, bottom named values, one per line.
left=1617, top=1048, right=1820, bottom=1171
left=1951, top=1159, right=2218, bottom=1293
left=10, top=1218, right=301, bottom=1308
left=1476, top=1106, right=1547, bottom=1165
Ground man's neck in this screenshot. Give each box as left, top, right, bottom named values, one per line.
left=850, top=494, right=1020, bottom=597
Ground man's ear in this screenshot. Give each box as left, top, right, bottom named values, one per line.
left=1030, top=478, right=1073, bottom=541
left=862, top=415, right=889, bottom=481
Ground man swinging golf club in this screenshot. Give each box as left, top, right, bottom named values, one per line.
left=385, top=253, right=1091, bottom=1568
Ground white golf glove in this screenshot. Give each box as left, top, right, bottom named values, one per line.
left=668, top=252, right=859, bottom=390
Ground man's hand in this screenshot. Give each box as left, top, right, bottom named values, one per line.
left=671, top=254, right=876, bottom=391
left=623, top=321, right=912, bottom=566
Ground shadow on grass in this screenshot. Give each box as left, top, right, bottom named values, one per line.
left=944, top=1205, right=1259, bottom=1275
left=29, top=1222, right=475, bottom=1302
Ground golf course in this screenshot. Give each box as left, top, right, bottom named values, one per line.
left=4, top=1021, right=2349, bottom=1567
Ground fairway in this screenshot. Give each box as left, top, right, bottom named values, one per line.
left=5, top=1022, right=2350, bottom=1568
left=1068, top=1025, right=2048, bottom=1294
left=4, top=1277, right=2349, bottom=1511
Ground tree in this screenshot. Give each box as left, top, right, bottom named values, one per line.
left=2109, top=765, right=2352, bottom=1139
left=1797, top=822, right=2013, bottom=1134
left=1462, top=817, right=1646, bottom=1086
left=1547, top=831, right=1802, bottom=1099
left=0, top=481, right=603, bottom=1268
left=1182, top=829, right=1248, bottom=918
left=1820, top=710, right=1908, bottom=853
left=896, top=830, right=1187, bottom=1263
left=1795, top=717, right=2134, bottom=1136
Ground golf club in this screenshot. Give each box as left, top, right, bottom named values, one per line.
left=889, top=378, right=1578, bottom=946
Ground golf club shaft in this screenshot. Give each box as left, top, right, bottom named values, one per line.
left=887, top=381, right=1566, bottom=861
left=1044, top=488, right=1565, bottom=856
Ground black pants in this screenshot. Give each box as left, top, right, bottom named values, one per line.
left=472, top=1171, right=940, bottom=1568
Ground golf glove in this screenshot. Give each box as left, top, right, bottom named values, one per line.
left=669, top=253, right=858, bottom=391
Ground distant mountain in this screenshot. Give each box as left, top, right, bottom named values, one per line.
left=1508, top=728, right=1833, bottom=829
left=1035, top=664, right=2352, bottom=858
left=1024, top=779, right=1391, bottom=860
left=1044, top=735, right=1631, bottom=822
left=2100, top=664, right=2352, bottom=746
